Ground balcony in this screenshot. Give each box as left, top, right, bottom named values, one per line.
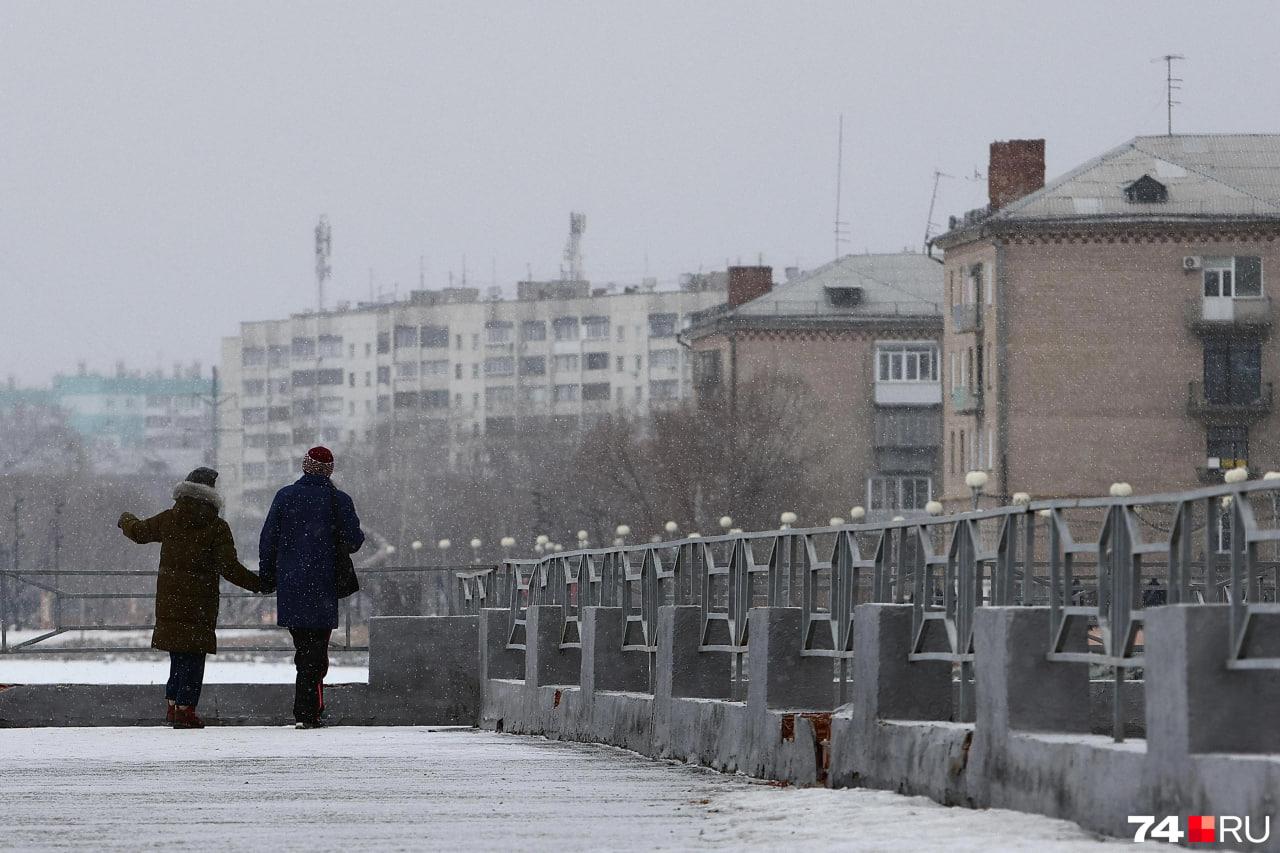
left=1187, top=296, right=1272, bottom=334
left=875, top=381, right=942, bottom=406
left=1187, top=381, right=1273, bottom=421
left=951, top=386, right=983, bottom=414
left=952, top=303, right=982, bottom=334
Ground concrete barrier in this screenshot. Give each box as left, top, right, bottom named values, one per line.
left=476, top=602, right=1280, bottom=850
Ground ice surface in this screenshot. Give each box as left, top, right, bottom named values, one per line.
left=0, top=657, right=367, bottom=684
left=0, top=727, right=1117, bottom=851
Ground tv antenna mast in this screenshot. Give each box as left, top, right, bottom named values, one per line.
left=923, top=169, right=954, bottom=251
left=833, top=114, right=849, bottom=260
left=561, top=212, right=586, bottom=282
left=1153, top=54, right=1185, bottom=135
left=314, top=215, right=332, bottom=312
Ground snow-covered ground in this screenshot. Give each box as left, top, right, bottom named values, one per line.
left=0, top=727, right=1116, bottom=851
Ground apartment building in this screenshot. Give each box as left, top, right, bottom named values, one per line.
left=682, top=257, right=944, bottom=519
left=0, top=364, right=213, bottom=476
left=935, top=134, right=1280, bottom=506
left=218, top=281, right=724, bottom=518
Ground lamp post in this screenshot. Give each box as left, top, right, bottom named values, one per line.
left=469, top=538, right=482, bottom=565
left=577, top=530, right=589, bottom=549
left=779, top=511, right=797, bottom=530
left=849, top=506, right=866, bottom=522
left=719, top=515, right=733, bottom=532
left=664, top=521, right=679, bottom=539
left=615, top=524, right=630, bottom=545
left=925, top=501, right=943, bottom=516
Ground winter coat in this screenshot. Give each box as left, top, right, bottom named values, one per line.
left=118, top=481, right=262, bottom=654
left=258, top=473, right=364, bottom=629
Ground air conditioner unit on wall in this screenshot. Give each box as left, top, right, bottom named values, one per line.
left=1184, top=256, right=1203, bottom=271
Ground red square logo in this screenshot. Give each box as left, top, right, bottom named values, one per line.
left=1189, top=815, right=1216, bottom=844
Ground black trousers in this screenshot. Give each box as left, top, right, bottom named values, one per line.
left=165, top=651, right=207, bottom=707
left=289, top=628, right=331, bottom=723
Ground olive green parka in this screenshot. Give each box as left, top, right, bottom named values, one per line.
left=118, top=481, right=262, bottom=654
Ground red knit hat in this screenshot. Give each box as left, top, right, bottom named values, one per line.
left=303, top=446, right=335, bottom=476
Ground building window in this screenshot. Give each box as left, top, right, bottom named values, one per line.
left=397, top=362, right=418, bottom=379
left=520, top=356, right=546, bottom=376
left=521, top=385, right=548, bottom=404
left=377, top=395, right=390, bottom=413
left=583, top=382, right=611, bottom=401
left=649, top=349, right=678, bottom=370
left=243, top=463, right=266, bottom=481
left=455, top=363, right=463, bottom=380
left=553, top=354, right=580, bottom=372
left=1204, top=256, right=1263, bottom=298
left=649, top=379, right=679, bottom=400
left=522, top=320, right=546, bottom=341
left=1207, top=425, right=1248, bottom=470
left=485, top=386, right=515, bottom=405
left=877, top=343, right=939, bottom=382
left=867, top=475, right=932, bottom=511
left=291, top=370, right=315, bottom=387
left=319, top=396, right=342, bottom=414
left=553, top=317, right=580, bottom=341
left=648, top=313, right=677, bottom=338
left=291, top=337, right=316, bottom=359
left=471, top=363, right=480, bottom=379
left=949, top=430, right=956, bottom=474
left=242, top=408, right=267, bottom=425
left=1203, top=340, right=1261, bottom=404
left=242, top=347, right=265, bottom=367
left=583, top=316, right=610, bottom=340
left=317, top=368, right=343, bottom=385
left=394, top=391, right=419, bottom=409
left=584, top=352, right=609, bottom=371
left=485, top=357, right=514, bottom=377
left=242, top=380, right=264, bottom=396
left=553, top=383, right=580, bottom=402
left=421, top=359, right=450, bottom=376
left=377, top=333, right=390, bottom=354
left=244, top=434, right=267, bottom=449
left=269, top=377, right=289, bottom=395
left=421, top=325, right=449, bottom=348
left=394, top=325, right=419, bottom=348
left=486, top=322, right=513, bottom=344
left=377, top=366, right=391, bottom=385
left=318, top=335, right=343, bottom=358
left=616, top=356, right=624, bottom=372
left=349, top=372, right=356, bottom=387
left=424, top=389, right=450, bottom=409
left=294, top=399, right=315, bottom=418
left=616, top=325, right=625, bottom=342
left=268, top=345, right=288, bottom=368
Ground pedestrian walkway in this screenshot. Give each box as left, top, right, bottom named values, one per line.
left=0, top=727, right=1115, bottom=851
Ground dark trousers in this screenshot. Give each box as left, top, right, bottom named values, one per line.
left=289, top=628, right=331, bottom=723
left=165, top=651, right=206, bottom=707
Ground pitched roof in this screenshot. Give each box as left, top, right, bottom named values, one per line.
left=727, top=252, right=942, bottom=321
left=991, top=134, right=1280, bottom=223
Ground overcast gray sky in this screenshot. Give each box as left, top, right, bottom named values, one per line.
left=4, top=1, right=1278, bottom=384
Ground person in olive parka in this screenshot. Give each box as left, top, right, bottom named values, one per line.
left=118, top=466, right=263, bottom=729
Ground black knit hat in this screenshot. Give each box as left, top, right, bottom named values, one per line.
left=186, top=467, right=219, bottom=488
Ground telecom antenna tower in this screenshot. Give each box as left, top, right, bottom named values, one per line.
left=562, top=212, right=586, bottom=282
left=315, top=215, right=332, bottom=312
left=833, top=115, right=849, bottom=260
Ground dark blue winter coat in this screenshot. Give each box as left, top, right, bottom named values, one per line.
left=258, top=474, right=365, bottom=629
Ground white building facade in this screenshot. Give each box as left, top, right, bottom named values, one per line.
left=219, top=283, right=724, bottom=518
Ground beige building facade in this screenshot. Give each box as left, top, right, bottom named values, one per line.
left=936, top=135, right=1280, bottom=505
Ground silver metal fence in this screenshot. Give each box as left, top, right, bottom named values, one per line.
left=0, top=564, right=497, bottom=655
left=456, top=480, right=1280, bottom=740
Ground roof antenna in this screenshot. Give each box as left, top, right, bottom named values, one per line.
left=1153, top=54, right=1185, bottom=135
left=833, top=114, right=850, bottom=260
left=923, top=169, right=953, bottom=252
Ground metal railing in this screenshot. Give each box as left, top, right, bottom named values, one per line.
left=0, top=564, right=497, bottom=655
left=456, top=480, right=1280, bottom=741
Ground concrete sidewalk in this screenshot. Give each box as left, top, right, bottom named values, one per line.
left=0, top=727, right=1115, bottom=851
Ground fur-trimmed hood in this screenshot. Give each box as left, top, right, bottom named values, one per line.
left=172, top=480, right=224, bottom=511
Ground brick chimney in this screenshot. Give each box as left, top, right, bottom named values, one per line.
left=727, top=266, right=773, bottom=308
left=988, top=139, right=1045, bottom=210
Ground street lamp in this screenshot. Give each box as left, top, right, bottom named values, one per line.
left=719, top=515, right=733, bottom=531
left=577, top=530, right=589, bottom=548
left=536, top=534, right=550, bottom=547
left=535, top=543, right=545, bottom=555
left=385, top=544, right=397, bottom=559
left=500, top=536, right=515, bottom=550
left=1224, top=467, right=1249, bottom=484
left=849, top=506, right=866, bottom=522
left=829, top=517, right=845, bottom=527
left=469, top=538, right=482, bottom=564
left=1109, top=482, right=1133, bottom=498
left=553, top=544, right=564, bottom=553
left=779, top=511, right=797, bottom=530
left=964, top=470, right=988, bottom=510
left=925, top=501, right=943, bottom=516
left=664, top=521, right=679, bottom=537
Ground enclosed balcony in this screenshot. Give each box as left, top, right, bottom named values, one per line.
left=1187, top=380, right=1272, bottom=421
left=951, top=386, right=983, bottom=414
left=952, top=303, right=982, bottom=334
left=1187, top=296, right=1272, bottom=334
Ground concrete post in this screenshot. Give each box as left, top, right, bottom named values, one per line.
left=973, top=607, right=1089, bottom=734
left=525, top=604, right=581, bottom=688
left=368, top=616, right=479, bottom=722
left=479, top=608, right=523, bottom=683
left=654, top=605, right=731, bottom=701
left=851, top=603, right=951, bottom=723
left=580, top=606, right=648, bottom=696
left=1144, top=603, right=1280, bottom=757
left=747, top=607, right=833, bottom=713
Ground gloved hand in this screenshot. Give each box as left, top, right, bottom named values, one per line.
left=117, top=512, right=138, bottom=530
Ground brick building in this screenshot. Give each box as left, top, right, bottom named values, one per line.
left=681, top=256, right=943, bottom=519
left=934, top=134, right=1280, bottom=505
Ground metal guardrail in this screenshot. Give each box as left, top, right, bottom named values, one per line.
left=455, top=480, right=1280, bottom=741
left=0, top=565, right=497, bottom=655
